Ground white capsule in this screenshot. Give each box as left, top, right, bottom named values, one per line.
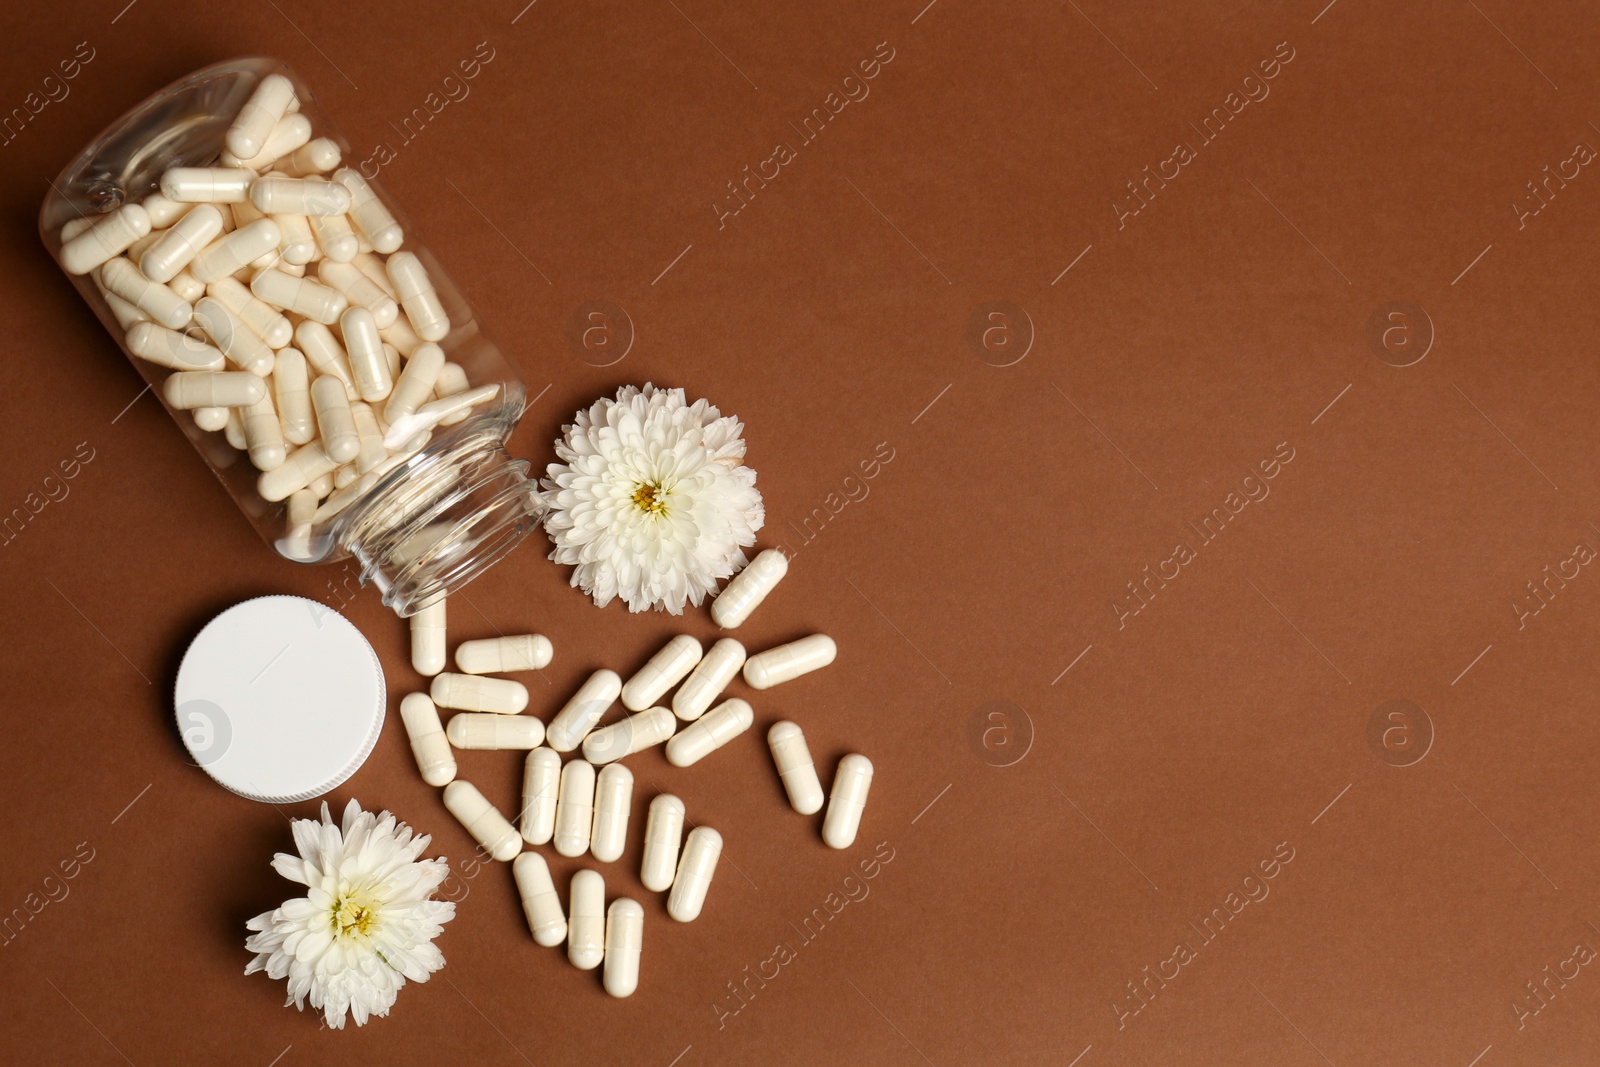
left=122, top=233, right=163, bottom=271
left=242, top=390, right=287, bottom=471
left=98, top=257, right=190, bottom=330
left=60, top=204, right=151, bottom=275
left=224, top=407, right=248, bottom=451
left=317, top=260, right=399, bottom=328
left=447, top=713, right=545, bottom=750
left=603, top=899, right=644, bottom=998
left=455, top=634, right=553, bottom=675
left=101, top=290, right=145, bottom=331
left=744, top=634, right=837, bottom=690
left=823, top=754, right=873, bottom=849
left=160, top=167, right=253, bottom=204
left=276, top=137, right=342, bottom=178
left=293, top=320, right=356, bottom=396
left=250, top=176, right=351, bottom=216
left=261, top=258, right=305, bottom=278
left=340, top=306, right=391, bottom=402
left=205, top=276, right=292, bottom=349
left=311, top=375, right=360, bottom=463
left=512, top=852, right=567, bottom=948
left=670, top=638, right=744, bottom=723
left=190, top=219, right=281, bottom=283
left=307, top=469, right=335, bottom=499
left=567, top=869, right=605, bottom=970
left=668, top=826, right=722, bottom=923
left=266, top=216, right=311, bottom=267
left=768, top=721, right=824, bottom=815
left=546, top=669, right=622, bottom=752
left=138, top=203, right=224, bottom=283
left=351, top=401, right=386, bottom=474
left=224, top=112, right=312, bottom=171
left=380, top=315, right=424, bottom=357
left=392, top=383, right=500, bottom=446
left=140, top=194, right=189, bottom=229
left=271, top=347, right=314, bottom=444
left=59, top=216, right=96, bottom=242
left=376, top=343, right=445, bottom=428
left=409, top=597, right=446, bottom=675
left=640, top=794, right=685, bottom=893
left=126, top=322, right=223, bottom=372
left=442, top=780, right=521, bottom=862
left=251, top=268, right=347, bottom=324
left=620, top=635, right=703, bottom=712
left=335, top=167, right=403, bottom=253
left=382, top=342, right=401, bottom=385
left=554, top=759, right=597, bottom=858
left=227, top=194, right=267, bottom=231
left=583, top=707, right=677, bottom=766
left=309, top=211, right=359, bottom=262
left=711, top=548, right=789, bottom=628
left=386, top=251, right=449, bottom=341
left=334, top=463, right=358, bottom=490
left=193, top=296, right=274, bottom=376
left=162, top=370, right=265, bottom=409
left=399, top=693, right=455, bottom=786
left=193, top=406, right=228, bottom=432
left=352, top=251, right=398, bottom=297
left=225, top=73, right=296, bottom=159
left=433, top=363, right=475, bottom=427
left=430, top=672, right=529, bottom=714
left=590, top=763, right=634, bottom=863
left=168, top=270, right=205, bottom=303
left=258, top=440, right=337, bottom=502
left=520, top=747, right=562, bottom=846
left=665, top=698, right=753, bottom=768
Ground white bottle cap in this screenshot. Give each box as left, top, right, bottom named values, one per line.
left=174, top=595, right=385, bottom=803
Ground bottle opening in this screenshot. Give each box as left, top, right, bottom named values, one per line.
left=339, top=414, right=544, bottom=617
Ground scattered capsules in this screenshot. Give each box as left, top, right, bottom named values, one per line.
left=553, top=758, right=596, bottom=858
left=429, top=672, right=529, bottom=714
left=671, top=637, right=745, bottom=721
left=520, top=747, right=561, bottom=846
left=711, top=548, right=789, bottom=628
left=512, top=852, right=567, bottom=948
left=640, top=794, right=686, bottom=893
left=603, top=899, right=644, bottom=998
left=442, top=780, right=521, bottom=862
left=743, top=634, right=837, bottom=689
left=582, top=707, right=677, bottom=766
left=590, top=763, right=634, bottom=863
left=455, top=634, right=552, bottom=675
left=822, top=754, right=873, bottom=850
left=546, top=669, right=622, bottom=752
left=665, top=698, right=753, bottom=768
left=567, top=869, right=605, bottom=970
left=668, top=826, right=722, bottom=923
left=445, top=713, right=544, bottom=750
left=398, top=693, right=455, bottom=787
left=621, top=635, right=703, bottom=711
left=767, top=721, right=824, bottom=815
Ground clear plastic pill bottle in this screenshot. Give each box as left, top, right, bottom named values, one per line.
left=40, top=58, right=541, bottom=615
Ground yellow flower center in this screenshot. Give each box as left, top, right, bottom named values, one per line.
left=333, top=894, right=377, bottom=939
left=632, top=480, right=668, bottom=515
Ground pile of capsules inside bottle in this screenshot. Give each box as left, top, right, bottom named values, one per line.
left=402, top=548, right=871, bottom=999
left=53, top=73, right=497, bottom=554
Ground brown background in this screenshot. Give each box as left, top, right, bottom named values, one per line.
left=2, top=0, right=1598, bottom=1064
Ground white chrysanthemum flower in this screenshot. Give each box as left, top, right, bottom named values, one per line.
left=539, top=383, right=765, bottom=613
left=244, top=799, right=456, bottom=1029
